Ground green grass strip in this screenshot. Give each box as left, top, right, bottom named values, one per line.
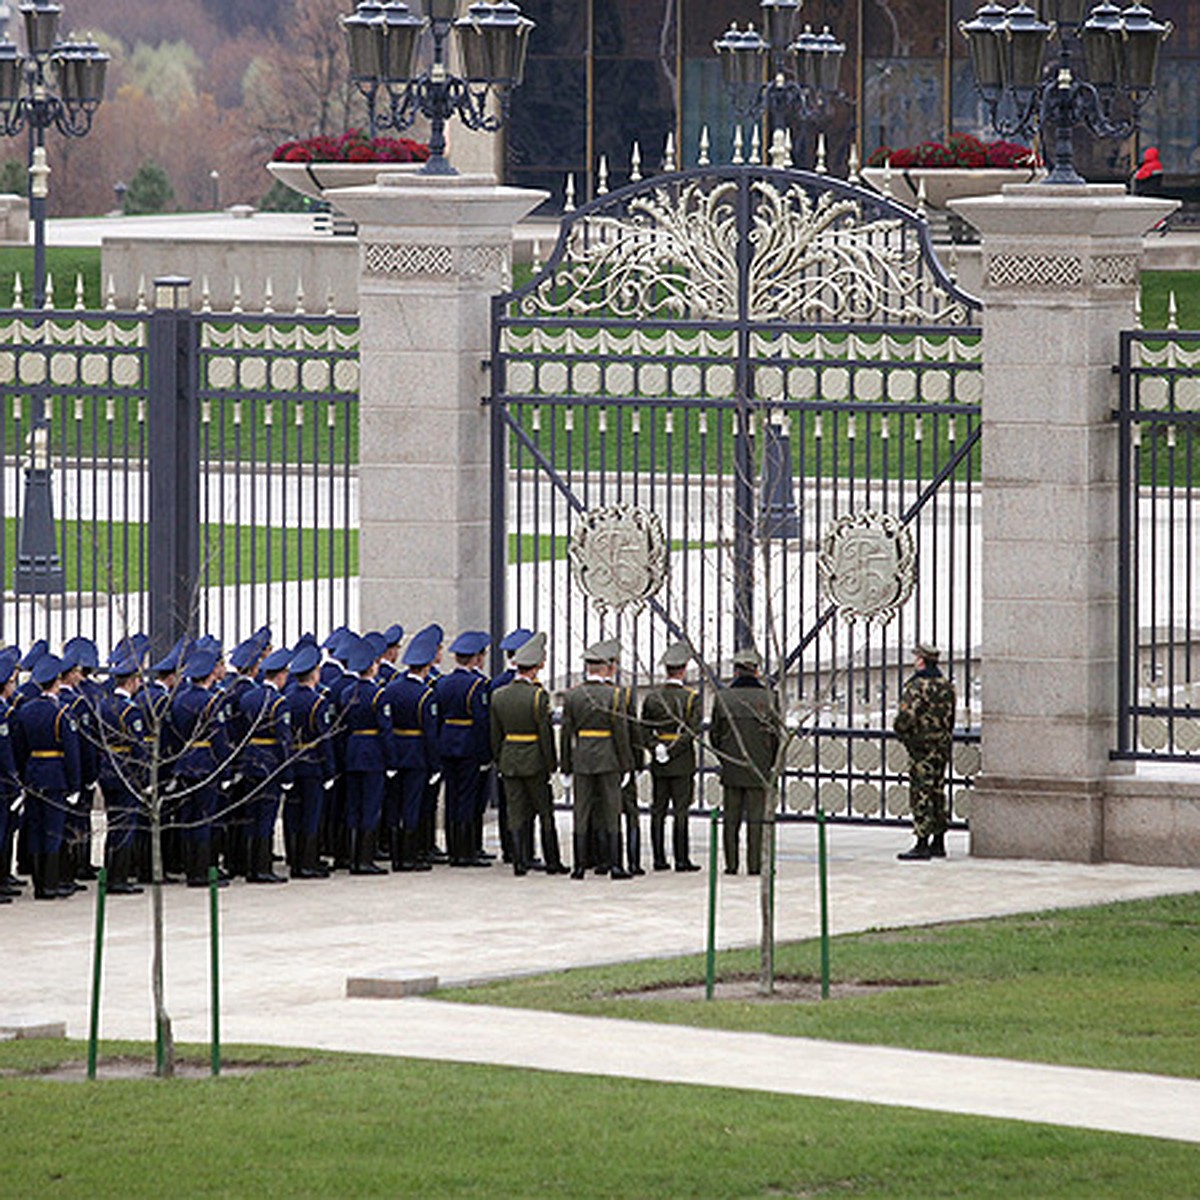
left=437, top=892, right=1200, bottom=1080
left=0, top=1041, right=1195, bottom=1198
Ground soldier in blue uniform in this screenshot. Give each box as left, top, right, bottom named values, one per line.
left=284, top=643, right=336, bottom=878
left=97, top=656, right=148, bottom=895
left=238, top=645, right=294, bottom=883
left=337, top=634, right=396, bottom=874
left=166, top=647, right=230, bottom=888
left=0, top=650, right=22, bottom=901
left=135, top=637, right=185, bottom=882
left=376, top=624, right=403, bottom=685
left=57, top=644, right=101, bottom=888
left=220, top=633, right=267, bottom=878
left=12, top=653, right=82, bottom=899
left=380, top=625, right=440, bottom=872
left=435, top=630, right=493, bottom=868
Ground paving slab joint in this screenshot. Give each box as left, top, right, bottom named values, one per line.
left=346, top=972, right=439, bottom=999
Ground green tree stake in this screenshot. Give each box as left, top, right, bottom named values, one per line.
left=209, top=864, right=221, bottom=1076
left=706, top=807, right=720, bottom=1001
left=87, top=866, right=108, bottom=1081
left=818, top=808, right=830, bottom=1000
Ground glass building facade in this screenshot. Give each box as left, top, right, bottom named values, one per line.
left=505, top=0, right=1191, bottom=207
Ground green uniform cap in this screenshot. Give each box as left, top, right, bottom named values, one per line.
left=662, top=641, right=691, bottom=669
left=732, top=646, right=761, bottom=670
left=513, top=631, right=547, bottom=668
left=584, top=637, right=620, bottom=663
left=914, top=642, right=940, bottom=664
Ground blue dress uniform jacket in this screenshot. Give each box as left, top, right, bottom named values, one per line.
left=434, top=668, right=490, bottom=832
left=12, top=693, right=81, bottom=856
left=337, top=675, right=396, bottom=834
left=238, top=680, right=293, bottom=843
left=287, top=685, right=336, bottom=781
left=166, top=681, right=229, bottom=865
left=380, top=671, right=440, bottom=835
left=97, top=688, right=147, bottom=851
left=0, top=696, right=22, bottom=861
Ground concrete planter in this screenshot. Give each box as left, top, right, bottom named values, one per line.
left=266, top=160, right=424, bottom=204
left=861, top=166, right=1044, bottom=210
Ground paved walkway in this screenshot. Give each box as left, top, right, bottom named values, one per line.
left=3, top=822, right=1200, bottom=1143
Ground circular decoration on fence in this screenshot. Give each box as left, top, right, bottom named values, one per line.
left=756, top=365, right=784, bottom=399
left=818, top=738, right=848, bottom=771
left=333, top=359, right=358, bottom=393
left=209, top=356, right=236, bottom=389
left=673, top=363, right=702, bottom=397
left=955, top=372, right=983, bottom=404
left=271, top=358, right=299, bottom=392
left=887, top=369, right=917, bottom=402
left=640, top=362, right=668, bottom=396
left=605, top=361, right=634, bottom=396
left=81, top=353, right=107, bottom=386
left=50, top=352, right=77, bottom=387
left=851, top=739, right=882, bottom=771
left=706, top=364, right=735, bottom=397
left=1175, top=719, right=1200, bottom=753
left=786, top=736, right=815, bottom=770
left=574, top=362, right=602, bottom=396
left=817, top=509, right=916, bottom=627
left=538, top=360, right=568, bottom=395
left=885, top=783, right=911, bottom=816
left=241, top=356, right=267, bottom=390
left=0, top=351, right=14, bottom=384
left=818, top=780, right=846, bottom=812
left=302, top=359, right=331, bottom=392
left=852, top=782, right=881, bottom=815
left=856, top=367, right=883, bottom=401
left=1176, top=377, right=1200, bottom=412
left=923, top=370, right=951, bottom=403
left=786, top=777, right=814, bottom=811
left=1138, top=716, right=1169, bottom=751
left=568, top=503, right=669, bottom=618
left=821, top=366, right=849, bottom=401
left=113, top=355, right=140, bottom=388
left=952, top=788, right=972, bottom=820
left=507, top=361, right=534, bottom=394
left=18, top=352, right=45, bottom=385
left=1139, top=377, right=1169, bottom=410
left=952, top=743, right=982, bottom=778
left=885, top=741, right=909, bottom=772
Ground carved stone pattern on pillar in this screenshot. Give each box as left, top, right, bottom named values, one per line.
left=986, top=253, right=1084, bottom=289
left=461, top=245, right=508, bottom=281
left=363, top=243, right=454, bottom=277
left=1093, top=254, right=1140, bottom=288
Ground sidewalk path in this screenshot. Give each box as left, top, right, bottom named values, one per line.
left=3, top=822, right=1199, bottom=1143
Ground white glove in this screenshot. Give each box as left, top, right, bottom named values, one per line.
left=560, top=774, right=572, bottom=793
left=428, top=772, right=441, bottom=787
left=654, top=743, right=669, bottom=764
left=479, top=763, right=490, bottom=774
left=66, top=792, right=80, bottom=807
left=323, top=778, right=336, bottom=791
left=620, top=773, right=632, bottom=788
left=9, top=793, right=22, bottom=813
left=386, top=770, right=397, bottom=779
left=281, top=782, right=294, bottom=792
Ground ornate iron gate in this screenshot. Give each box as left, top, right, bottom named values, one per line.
left=490, top=165, right=983, bottom=824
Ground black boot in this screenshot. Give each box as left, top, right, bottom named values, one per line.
left=929, top=832, right=947, bottom=859
left=674, top=816, right=701, bottom=871
left=541, top=819, right=567, bottom=874
left=292, top=833, right=330, bottom=879
left=396, top=830, right=431, bottom=873
left=510, top=821, right=529, bottom=876
left=608, top=833, right=632, bottom=880
left=248, top=836, right=288, bottom=883
left=33, top=853, right=60, bottom=900
left=351, top=830, right=387, bottom=875
left=897, top=835, right=932, bottom=861
left=107, top=846, right=144, bottom=895
left=570, top=832, right=587, bottom=880
left=625, top=817, right=645, bottom=876
left=651, top=816, right=670, bottom=871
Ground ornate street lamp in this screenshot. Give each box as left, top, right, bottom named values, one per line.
left=0, top=0, right=108, bottom=594
left=960, top=0, right=1170, bottom=185
left=713, top=0, right=847, bottom=128
left=341, top=0, right=535, bottom=176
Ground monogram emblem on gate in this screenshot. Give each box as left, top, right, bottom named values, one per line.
left=569, top=504, right=669, bottom=618
left=817, top=510, right=915, bottom=626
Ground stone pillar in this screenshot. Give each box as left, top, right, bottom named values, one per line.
left=329, top=173, right=547, bottom=636
left=951, top=185, right=1173, bottom=862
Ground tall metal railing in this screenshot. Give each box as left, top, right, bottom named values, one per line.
left=1116, top=328, right=1200, bottom=760
left=0, top=278, right=360, bottom=656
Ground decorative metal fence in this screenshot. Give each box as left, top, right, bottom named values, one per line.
left=1116, top=328, right=1200, bottom=760
left=0, top=278, right=359, bottom=657
left=491, top=164, right=983, bottom=825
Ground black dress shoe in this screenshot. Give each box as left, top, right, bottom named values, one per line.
left=247, top=872, right=288, bottom=884
left=188, top=877, right=230, bottom=888
left=513, top=864, right=528, bottom=877
left=350, top=863, right=387, bottom=876
left=610, top=865, right=632, bottom=880
left=570, top=867, right=585, bottom=880
left=653, top=860, right=671, bottom=871
left=0, top=893, right=11, bottom=903
left=107, top=881, right=144, bottom=895
left=897, top=837, right=932, bottom=861
left=675, top=860, right=702, bottom=872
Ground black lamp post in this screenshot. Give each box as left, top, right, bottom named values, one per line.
left=960, top=0, right=1170, bottom=185
left=713, top=0, right=847, bottom=130
left=341, top=0, right=534, bottom=177
left=0, top=0, right=107, bottom=594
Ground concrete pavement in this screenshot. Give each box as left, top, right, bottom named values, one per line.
left=2, top=820, right=1199, bottom=1142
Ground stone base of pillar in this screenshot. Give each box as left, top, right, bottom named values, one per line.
left=1103, top=768, right=1200, bottom=867
left=969, top=775, right=1105, bottom=863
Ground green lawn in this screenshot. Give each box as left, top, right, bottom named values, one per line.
left=437, top=892, right=1200, bottom=1080
left=0, top=1040, right=1196, bottom=1198
left=0, top=245, right=103, bottom=308
left=1141, top=270, right=1200, bottom=330
left=0, top=518, right=358, bottom=590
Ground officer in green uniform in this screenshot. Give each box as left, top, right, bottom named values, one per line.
left=893, top=642, right=957, bottom=860
left=615, top=646, right=644, bottom=876
left=489, top=632, right=566, bottom=876
left=709, top=647, right=780, bottom=875
left=559, top=638, right=633, bottom=881
left=641, top=641, right=702, bottom=872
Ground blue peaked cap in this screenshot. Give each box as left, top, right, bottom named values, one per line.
left=63, top=637, right=99, bottom=670
left=19, top=638, right=48, bottom=671
left=321, top=625, right=349, bottom=650
left=402, top=626, right=439, bottom=667
left=500, top=628, right=533, bottom=653
left=290, top=644, right=321, bottom=676
left=261, top=647, right=292, bottom=674
left=364, top=631, right=387, bottom=659
left=184, top=648, right=219, bottom=680
left=449, top=630, right=489, bottom=656
left=229, top=638, right=260, bottom=672
left=32, top=653, right=63, bottom=685
left=383, top=623, right=403, bottom=647
left=343, top=635, right=376, bottom=675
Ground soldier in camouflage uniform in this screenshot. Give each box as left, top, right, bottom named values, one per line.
left=893, top=642, right=957, bottom=860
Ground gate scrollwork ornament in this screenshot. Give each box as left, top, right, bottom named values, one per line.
left=817, top=509, right=915, bottom=626
left=568, top=503, right=669, bottom=618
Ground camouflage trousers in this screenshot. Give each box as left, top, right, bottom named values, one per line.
left=908, top=750, right=949, bottom=838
